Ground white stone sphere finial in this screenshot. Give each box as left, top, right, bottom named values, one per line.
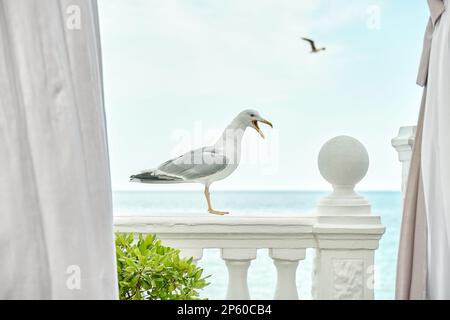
left=316, top=136, right=371, bottom=215
left=318, top=136, right=369, bottom=188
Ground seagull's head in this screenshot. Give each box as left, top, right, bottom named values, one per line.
left=238, top=109, right=273, bottom=139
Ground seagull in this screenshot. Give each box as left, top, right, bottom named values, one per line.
left=130, top=110, right=273, bottom=215
left=301, top=37, right=326, bottom=53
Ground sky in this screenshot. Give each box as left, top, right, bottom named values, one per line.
left=98, top=0, right=429, bottom=191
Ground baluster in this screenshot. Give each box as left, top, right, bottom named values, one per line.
left=179, top=248, right=203, bottom=264
left=221, top=248, right=257, bottom=300
left=269, top=249, right=305, bottom=300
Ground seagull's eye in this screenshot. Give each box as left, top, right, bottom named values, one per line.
left=250, top=114, right=255, bottom=117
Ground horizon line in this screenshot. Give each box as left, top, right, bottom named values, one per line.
left=112, top=189, right=401, bottom=193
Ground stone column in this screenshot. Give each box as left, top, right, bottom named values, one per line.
left=391, top=126, right=416, bottom=196
left=312, top=136, right=385, bottom=300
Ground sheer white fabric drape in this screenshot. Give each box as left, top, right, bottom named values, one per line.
left=421, top=0, right=450, bottom=300
left=0, top=0, right=118, bottom=299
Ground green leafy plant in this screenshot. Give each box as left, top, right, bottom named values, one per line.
left=116, top=233, right=209, bottom=300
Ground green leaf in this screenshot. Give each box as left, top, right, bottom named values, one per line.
left=115, top=232, right=209, bottom=300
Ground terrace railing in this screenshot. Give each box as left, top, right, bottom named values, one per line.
left=114, top=136, right=385, bottom=300
left=392, top=126, right=416, bottom=196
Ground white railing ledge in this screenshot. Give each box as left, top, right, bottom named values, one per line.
left=114, top=215, right=316, bottom=227
left=114, top=215, right=317, bottom=250
left=114, top=215, right=315, bottom=235
left=114, top=215, right=384, bottom=237
left=114, top=215, right=384, bottom=252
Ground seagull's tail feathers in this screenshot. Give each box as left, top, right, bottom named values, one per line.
left=130, top=170, right=183, bottom=184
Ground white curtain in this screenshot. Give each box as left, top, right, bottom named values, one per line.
left=0, top=0, right=118, bottom=299
left=422, top=0, right=450, bottom=300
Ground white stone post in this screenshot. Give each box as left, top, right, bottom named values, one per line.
left=269, top=248, right=306, bottom=300
left=391, top=126, right=416, bottom=196
left=221, top=248, right=257, bottom=300
left=312, top=136, right=385, bottom=300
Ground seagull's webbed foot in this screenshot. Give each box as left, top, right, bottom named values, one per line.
left=204, top=186, right=229, bottom=216
left=208, top=209, right=229, bottom=216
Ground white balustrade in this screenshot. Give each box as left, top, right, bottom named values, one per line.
left=392, top=126, right=416, bottom=196
left=114, top=215, right=316, bottom=299
left=114, top=135, right=385, bottom=300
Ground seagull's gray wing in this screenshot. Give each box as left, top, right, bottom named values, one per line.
left=301, top=37, right=317, bottom=51
left=158, top=147, right=228, bottom=180
left=131, top=147, right=228, bottom=183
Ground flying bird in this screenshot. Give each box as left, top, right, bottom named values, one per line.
left=130, top=110, right=273, bottom=215
left=301, top=37, right=326, bottom=53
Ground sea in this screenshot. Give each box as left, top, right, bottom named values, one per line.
left=113, top=191, right=401, bottom=300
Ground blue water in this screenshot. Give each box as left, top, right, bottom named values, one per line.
left=113, top=191, right=401, bottom=300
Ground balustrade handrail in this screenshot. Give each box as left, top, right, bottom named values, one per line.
left=114, top=214, right=384, bottom=247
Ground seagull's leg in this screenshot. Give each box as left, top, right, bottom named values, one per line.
left=204, top=186, right=229, bottom=215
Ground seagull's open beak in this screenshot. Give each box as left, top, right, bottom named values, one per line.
left=251, top=118, right=273, bottom=139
